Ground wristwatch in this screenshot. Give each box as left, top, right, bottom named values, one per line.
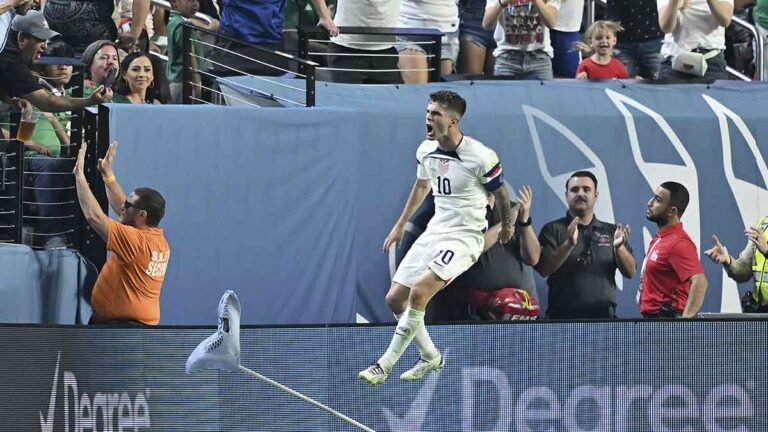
left=516, top=216, right=532, bottom=227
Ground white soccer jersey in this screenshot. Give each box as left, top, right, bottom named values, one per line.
left=416, top=135, right=504, bottom=235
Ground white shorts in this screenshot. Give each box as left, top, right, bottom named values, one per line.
left=393, top=229, right=483, bottom=288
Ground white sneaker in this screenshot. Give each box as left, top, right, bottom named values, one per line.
left=186, top=290, right=241, bottom=373
left=400, top=355, right=445, bottom=381
left=358, top=363, right=390, bottom=386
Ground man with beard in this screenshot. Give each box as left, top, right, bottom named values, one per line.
left=640, top=182, right=707, bottom=318
left=536, top=171, right=636, bottom=319
left=74, top=140, right=170, bottom=326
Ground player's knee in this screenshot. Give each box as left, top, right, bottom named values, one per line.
left=385, top=289, right=406, bottom=311
left=408, top=283, right=431, bottom=307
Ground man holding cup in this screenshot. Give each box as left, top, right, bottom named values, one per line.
left=0, top=10, right=113, bottom=112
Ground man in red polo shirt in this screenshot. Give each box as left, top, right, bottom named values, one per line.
left=640, top=182, right=708, bottom=318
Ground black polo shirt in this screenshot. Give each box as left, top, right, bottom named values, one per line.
left=538, top=212, right=633, bottom=318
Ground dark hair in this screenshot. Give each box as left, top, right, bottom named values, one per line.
left=134, top=187, right=166, bottom=227
left=566, top=170, right=598, bottom=190
left=43, top=39, right=75, bottom=58
left=115, top=51, right=162, bottom=102
left=429, top=90, right=466, bottom=117
left=81, top=40, right=119, bottom=80
left=660, top=181, right=690, bottom=217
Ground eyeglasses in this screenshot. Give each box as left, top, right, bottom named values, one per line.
left=122, top=200, right=143, bottom=211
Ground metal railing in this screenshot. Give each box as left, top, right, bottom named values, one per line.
left=297, top=26, right=445, bottom=83
left=181, top=24, right=319, bottom=106
left=586, top=0, right=764, bottom=81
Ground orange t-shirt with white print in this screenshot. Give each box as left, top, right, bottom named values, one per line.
left=91, top=219, right=170, bottom=325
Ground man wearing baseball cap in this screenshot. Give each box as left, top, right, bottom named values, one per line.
left=0, top=9, right=112, bottom=112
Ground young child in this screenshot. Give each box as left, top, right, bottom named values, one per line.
left=574, top=20, right=628, bottom=80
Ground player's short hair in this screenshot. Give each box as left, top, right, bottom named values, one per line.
left=660, top=181, right=690, bottom=217
left=429, top=90, right=466, bottom=118
left=134, top=187, right=166, bottom=227
left=566, top=170, right=598, bottom=191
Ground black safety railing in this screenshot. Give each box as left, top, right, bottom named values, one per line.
left=75, top=106, right=109, bottom=270
left=0, top=61, right=85, bottom=247
left=297, top=26, right=445, bottom=83
left=181, top=24, right=319, bottom=106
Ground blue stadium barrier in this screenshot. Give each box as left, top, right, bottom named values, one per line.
left=104, top=80, right=768, bottom=324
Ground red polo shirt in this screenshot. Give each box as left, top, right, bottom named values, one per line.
left=640, top=222, right=704, bottom=314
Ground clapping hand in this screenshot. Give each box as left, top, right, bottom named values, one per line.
left=613, top=223, right=631, bottom=248
left=746, top=227, right=768, bottom=256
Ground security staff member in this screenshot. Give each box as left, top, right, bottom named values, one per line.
left=536, top=171, right=637, bottom=319
left=705, top=216, right=768, bottom=312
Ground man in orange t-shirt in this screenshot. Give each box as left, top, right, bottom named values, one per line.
left=74, top=140, right=170, bottom=325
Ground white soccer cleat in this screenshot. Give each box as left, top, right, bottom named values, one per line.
left=186, top=290, right=241, bottom=373
left=399, top=355, right=445, bottom=381
left=357, top=363, right=390, bottom=386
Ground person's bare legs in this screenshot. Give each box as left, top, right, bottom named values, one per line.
left=458, top=40, right=487, bottom=75
left=399, top=49, right=429, bottom=83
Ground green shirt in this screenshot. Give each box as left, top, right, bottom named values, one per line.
left=167, top=10, right=205, bottom=83
left=755, top=0, right=768, bottom=31
left=84, top=85, right=130, bottom=104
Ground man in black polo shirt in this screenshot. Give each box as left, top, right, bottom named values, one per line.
left=536, top=171, right=637, bottom=319
left=0, top=10, right=112, bottom=112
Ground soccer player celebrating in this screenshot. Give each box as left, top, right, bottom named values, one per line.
left=358, top=90, right=517, bottom=385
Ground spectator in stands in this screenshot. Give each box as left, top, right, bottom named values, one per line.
left=458, top=0, right=496, bottom=76
left=0, top=39, right=75, bottom=248
left=705, top=218, right=768, bottom=312
left=551, top=0, right=584, bottom=78
left=74, top=141, right=170, bottom=326
left=536, top=171, right=636, bottom=319
left=737, top=0, right=767, bottom=79
left=640, top=182, right=707, bottom=318
left=657, top=0, right=734, bottom=81
left=42, top=0, right=133, bottom=56
left=115, top=52, right=162, bottom=104
left=483, top=0, right=562, bottom=79
left=397, top=0, right=460, bottom=83
left=212, top=0, right=337, bottom=77
left=574, top=20, right=629, bottom=79
left=0, top=11, right=113, bottom=112
left=167, top=0, right=205, bottom=103
left=0, top=0, right=33, bottom=25
left=399, top=187, right=541, bottom=322
left=81, top=40, right=120, bottom=99
left=283, top=0, right=333, bottom=68
left=327, top=0, right=402, bottom=84
left=606, top=0, right=664, bottom=79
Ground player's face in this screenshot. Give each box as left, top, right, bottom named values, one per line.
left=425, top=101, right=456, bottom=140
left=566, top=176, right=598, bottom=215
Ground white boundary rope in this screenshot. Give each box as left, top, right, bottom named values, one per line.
left=238, top=365, right=376, bottom=432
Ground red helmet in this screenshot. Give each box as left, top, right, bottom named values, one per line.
left=484, top=288, right=540, bottom=321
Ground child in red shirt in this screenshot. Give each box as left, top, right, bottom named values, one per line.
left=574, top=20, right=629, bottom=80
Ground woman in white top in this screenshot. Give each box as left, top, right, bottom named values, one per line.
left=656, top=0, right=733, bottom=81
left=397, top=0, right=461, bottom=83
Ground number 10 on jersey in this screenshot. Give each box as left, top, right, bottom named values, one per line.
left=436, top=176, right=451, bottom=195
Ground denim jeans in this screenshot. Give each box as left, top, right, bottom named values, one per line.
left=494, top=49, right=554, bottom=80
left=26, top=156, right=75, bottom=246
left=613, top=37, right=663, bottom=79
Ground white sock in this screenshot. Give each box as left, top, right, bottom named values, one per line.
left=394, top=311, right=439, bottom=361
left=378, top=307, right=425, bottom=371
